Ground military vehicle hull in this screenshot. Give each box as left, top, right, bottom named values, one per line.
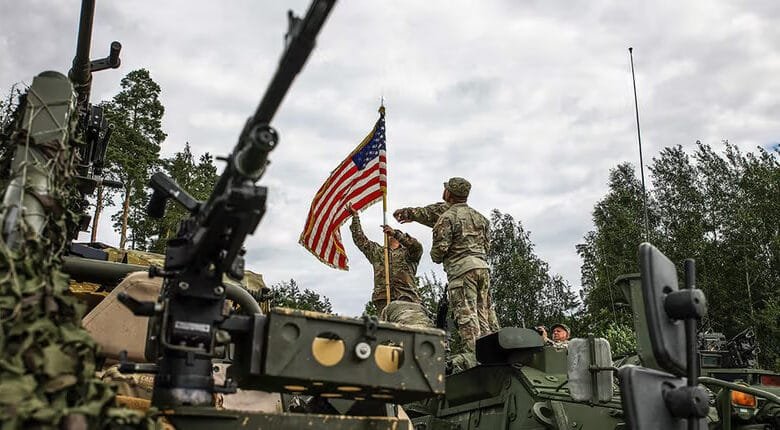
left=413, top=363, right=624, bottom=429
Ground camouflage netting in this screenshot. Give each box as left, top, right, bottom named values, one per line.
left=0, top=80, right=149, bottom=429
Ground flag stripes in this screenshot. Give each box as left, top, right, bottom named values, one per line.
left=299, top=111, right=386, bottom=270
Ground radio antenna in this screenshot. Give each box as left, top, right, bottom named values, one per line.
left=629, top=47, right=650, bottom=239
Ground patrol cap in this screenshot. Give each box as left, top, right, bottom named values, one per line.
left=551, top=323, right=570, bottom=334
left=443, top=177, right=471, bottom=198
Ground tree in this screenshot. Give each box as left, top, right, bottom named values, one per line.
left=271, top=279, right=333, bottom=313
left=577, top=163, right=653, bottom=333
left=417, top=272, right=446, bottom=319
left=488, top=210, right=578, bottom=330
left=103, top=69, right=166, bottom=249
left=579, top=144, right=780, bottom=368
left=0, top=85, right=21, bottom=135
left=0, top=85, right=22, bottom=185
left=148, top=143, right=218, bottom=253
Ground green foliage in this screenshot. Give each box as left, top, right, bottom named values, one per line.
left=362, top=300, right=378, bottom=317
left=0, top=84, right=21, bottom=137
left=488, top=210, right=579, bottom=329
left=104, top=69, right=166, bottom=250
left=576, top=163, right=650, bottom=333
left=418, top=272, right=446, bottom=318
left=0, top=83, right=148, bottom=427
left=271, top=279, right=333, bottom=313
left=0, top=85, right=23, bottom=186
left=602, top=320, right=638, bottom=358
left=579, top=142, right=780, bottom=367
left=148, top=143, right=218, bottom=253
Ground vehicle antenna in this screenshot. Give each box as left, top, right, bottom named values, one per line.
left=629, top=47, right=650, bottom=240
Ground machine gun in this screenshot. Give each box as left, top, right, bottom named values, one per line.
left=0, top=0, right=122, bottom=250
left=67, top=0, right=125, bottom=241
left=699, top=329, right=760, bottom=369
left=116, top=1, right=445, bottom=426
left=121, top=0, right=338, bottom=407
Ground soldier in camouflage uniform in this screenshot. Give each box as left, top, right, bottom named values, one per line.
left=348, top=204, right=432, bottom=328
left=396, top=178, right=499, bottom=370
left=543, top=323, right=570, bottom=350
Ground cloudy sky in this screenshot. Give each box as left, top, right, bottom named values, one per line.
left=2, top=0, right=778, bottom=316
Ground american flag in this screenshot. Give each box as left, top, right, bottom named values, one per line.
left=299, top=109, right=387, bottom=270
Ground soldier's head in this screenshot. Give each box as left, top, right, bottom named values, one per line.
left=443, top=177, right=471, bottom=203
left=382, top=225, right=401, bottom=249
left=551, top=323, right=570, bottom=342
left=388, top=234, right=400, bottom=249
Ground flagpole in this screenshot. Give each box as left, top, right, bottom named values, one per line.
left=383, top=191, right=391, bottom=311
left=380, top=100, right=390, bottom=312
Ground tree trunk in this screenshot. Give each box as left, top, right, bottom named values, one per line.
left=119, top=186, right=131, bottom=249
left=90, top=184, right=103, bottom=242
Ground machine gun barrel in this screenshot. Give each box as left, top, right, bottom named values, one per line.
left=228, top=0, right=336, bottom=184
left=252, top=0, right=336, bottom=125
left=68, top=0, right=96, bottom=109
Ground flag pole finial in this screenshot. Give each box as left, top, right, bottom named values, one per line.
left=379, top=96, right=385, bottom=116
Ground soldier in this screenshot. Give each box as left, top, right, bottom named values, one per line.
left=398, top=178, right=499, bottom=369
left=537, top=323, right=571, bottom=349
left=348, top=204, right=432, bottom=328
left=548, top=323, right=570, bottom=349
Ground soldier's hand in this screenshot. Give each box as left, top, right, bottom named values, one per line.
left=381, top=225, right=395, bottom=236
left=393, top=208, right=410, bottom=223
left=347, top=203, right=358, bottom=217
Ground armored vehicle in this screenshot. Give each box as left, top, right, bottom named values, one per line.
left=410, top=244, right=780, bottom=430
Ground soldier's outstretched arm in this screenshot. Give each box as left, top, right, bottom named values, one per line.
left=350, top=214, right=381, bottom=260
left=430, top=217, right=453, bottom=264
left=393, top=202, right=450, bottom=228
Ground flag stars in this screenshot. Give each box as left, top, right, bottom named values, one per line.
left=352, top=118, right=386, bottom=169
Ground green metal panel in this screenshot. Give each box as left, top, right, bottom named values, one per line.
left=238, top=308, right=446, bottom=403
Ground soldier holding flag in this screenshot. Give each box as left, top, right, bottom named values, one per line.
left=300, top=105, right=431, bottom=327
left=347, top=204, right=431, bottom=328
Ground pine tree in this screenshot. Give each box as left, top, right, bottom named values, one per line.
left=148, top=143, right=218, bottom=253
left=103, top=69, right=166, bottom=249
left=271, top=279, right=333, bottom=313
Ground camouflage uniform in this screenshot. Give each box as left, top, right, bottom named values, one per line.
left=394, top=201, right=451, bottom=228
left=381, top=300, right=432, bottom=328
left=350, top=215, right=429, bottom=327
left=431, top=178, right=499, bottom=361
left=99, top=365, right=155, bottom=400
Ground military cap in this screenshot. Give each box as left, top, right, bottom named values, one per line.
left=443, top=177, right=471, bottom=198
left=551, top=323, right=570, bottom=334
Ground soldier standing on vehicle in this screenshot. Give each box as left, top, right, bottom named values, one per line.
left=348, top=204, right=432, bottom=328
left=397, top=178, right=499, bottom=369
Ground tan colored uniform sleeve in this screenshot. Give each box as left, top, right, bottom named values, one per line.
left=400, top=202, right=450, bottom=228
left=350, top=215, right=382, bottom=262
left=394, top=230, right=423, bottom=264
left=430, top=215, right=453, bottom=264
